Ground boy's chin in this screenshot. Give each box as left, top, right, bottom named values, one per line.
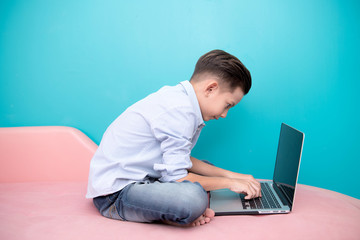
left=204, top=117, right=217, bottom=121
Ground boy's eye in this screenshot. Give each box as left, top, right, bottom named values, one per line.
left=226, top=104, right=232, bottom=109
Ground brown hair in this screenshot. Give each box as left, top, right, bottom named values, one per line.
left=190, top=50, right=252, bottom=94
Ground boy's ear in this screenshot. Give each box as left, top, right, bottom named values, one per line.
left=205, top=81, right=219, bottom=96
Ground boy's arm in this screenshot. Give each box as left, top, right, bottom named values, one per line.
left=177, top=157, right=262, bottom=200
left=189, top=156, right=258, bottom=182
left=177, top=172, right=261, bottom=200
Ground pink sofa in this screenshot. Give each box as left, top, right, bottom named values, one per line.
left=0, top=126, right=359, bottom=240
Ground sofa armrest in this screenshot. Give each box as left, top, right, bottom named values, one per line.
left=0, top=126, right=97, bottom=182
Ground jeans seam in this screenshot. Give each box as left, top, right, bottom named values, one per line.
left=93, top=192, right=124, bottom=220
left=109, top=204, right=121, bottom=219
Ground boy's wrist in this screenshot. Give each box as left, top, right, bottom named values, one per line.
left=222, top=170, right=241, bottom=179
left=225, top=171, right=249, bottom=180
left=205, top=176, right=234, bottom=191
left=221, top=177, right=236, bottom=189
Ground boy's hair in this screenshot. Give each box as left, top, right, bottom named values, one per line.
left=190, top=50, right=252, bottom=94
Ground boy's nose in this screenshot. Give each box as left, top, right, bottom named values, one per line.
left=220, top=110, right=228, bottom=118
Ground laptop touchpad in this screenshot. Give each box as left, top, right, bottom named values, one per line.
left=210, top=189, right=244, bottom=211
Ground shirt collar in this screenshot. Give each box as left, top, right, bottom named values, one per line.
left=180, top=80, right=205, bottom=127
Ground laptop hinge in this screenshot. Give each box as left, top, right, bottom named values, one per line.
left=272, top=183, right=292, bottom=209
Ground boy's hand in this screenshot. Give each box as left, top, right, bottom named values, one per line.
left=229, top=177, right=262, bottom=200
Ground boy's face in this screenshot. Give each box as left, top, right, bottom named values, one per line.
left=199, top=81, right=244, bottom=121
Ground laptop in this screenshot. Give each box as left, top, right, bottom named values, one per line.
left=209, top=123, right=305, bottom=215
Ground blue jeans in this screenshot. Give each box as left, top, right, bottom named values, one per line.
left=93, top=180, right=208, bottom=225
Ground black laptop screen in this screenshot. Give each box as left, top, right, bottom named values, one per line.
left=273, top=123, right=304, bottom=204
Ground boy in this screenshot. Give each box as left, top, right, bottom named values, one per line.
left=86, top=50, right=261, bottom=227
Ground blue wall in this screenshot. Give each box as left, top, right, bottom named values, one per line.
left=1, top=0, right=359, bottom=199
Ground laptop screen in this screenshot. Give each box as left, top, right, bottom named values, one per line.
left=273, top=123, right=304, bottom=205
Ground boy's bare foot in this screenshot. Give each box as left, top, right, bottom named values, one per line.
left=190, top=208, right=215, bottom=227
left=163, top=208, right=215, bottom=227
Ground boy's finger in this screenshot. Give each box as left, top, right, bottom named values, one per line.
left=248, top=183, right=261, bottom=199
left=243, top=187, right=254, bottom=199
left=249, top=182, right=261, bottom=196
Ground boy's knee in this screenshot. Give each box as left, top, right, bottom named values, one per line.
left=183, top=181, right=208, bottom=204
left=174, top=181, right=208, bottom=224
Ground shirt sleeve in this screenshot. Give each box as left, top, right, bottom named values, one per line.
left=150, top=106, right=197, bottom=182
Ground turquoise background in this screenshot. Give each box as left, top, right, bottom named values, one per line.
left=1, top=0, right=359, bottom=199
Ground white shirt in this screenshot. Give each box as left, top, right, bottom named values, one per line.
left=86, top=81, right=205, bottom=198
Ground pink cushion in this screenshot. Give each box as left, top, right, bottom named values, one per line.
left=0, top=182, right=359, bottom=240
left=0, top=126, right=359, bottom=239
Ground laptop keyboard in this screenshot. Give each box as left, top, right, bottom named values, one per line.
left=240, top=182, right=281, bottom=209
